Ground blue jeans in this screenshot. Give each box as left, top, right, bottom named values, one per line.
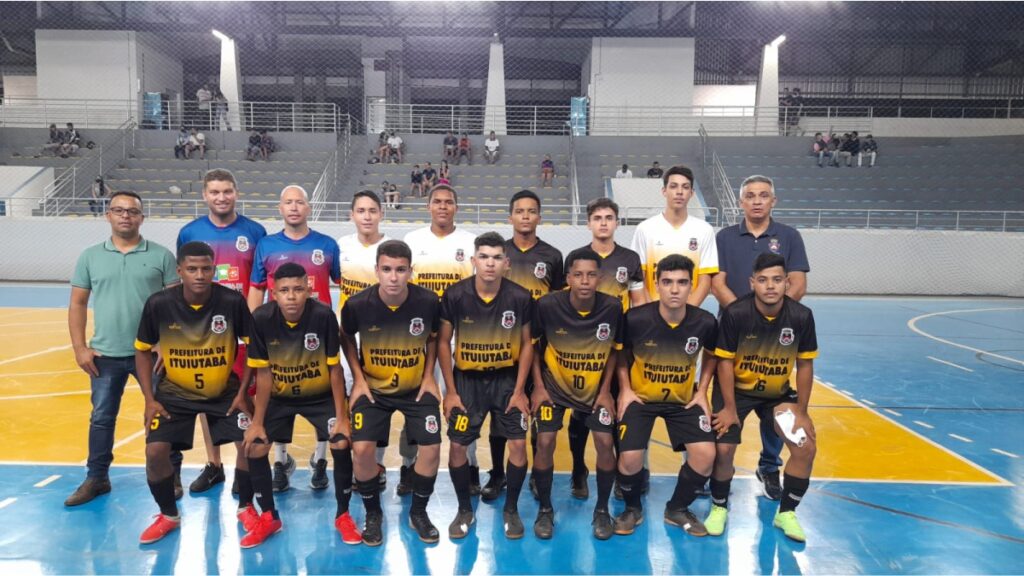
left=86, top=356, right=136, bottom=479
left=755, top=404, right=784, bottom=474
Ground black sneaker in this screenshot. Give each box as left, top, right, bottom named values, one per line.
left=64, top=477, right=111, bottom=507
left=664, top=507, right=708, bottom=536
left=189, top=463, right=225, bottom=493
left=408, top=511, right=440, bottom=543
left=363, top=511, right=383, bottom=547
left=592, top=508, right=613, bottom=540
left=614, top=507, right=645, bottom=535
left=469, top=465, right=482, bottom=496
left=377, top=464, right=387, bottom=492
left=534, top=507, right=554, bottom=540
left=448, top=509, right=475, bottom=539
left=310, top=456, right=329, bottom=490
left=173, top=471, right=183, bottom=500
left=396, top=465, right=413, bottom=496
left=529, top=475, right=539, bottom=501
left=756, top=469, right=782, bottom=501
left=571, top=466, right=589, bottom=500
left=480, top=473, right=506, bottom=502
left=272, top=454, right=296, bottom=493
left=503, top=509, right=524, bottom=539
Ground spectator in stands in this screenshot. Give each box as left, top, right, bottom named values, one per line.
left=89, top=176, right=113, bottom=216
left=422, top=161, right=437, bottom=189
left=377, top=130, right=390, bottom=163
left=827, top=134, right=842, bottom=167
left=380, top=180, right=391, bottom=205
left=186, top=128, right=206, bottom=160
left=859, top=134, right=878, bottom=167
left=812, top=132, right=830, bottom=167
left=196, top=84, right=213, bottom=128
left=443, top=131, right=458, bottom=161
left=42, top=124, right=63, bottom=156
left=646, top=161, right=663, bottom=179
left=387, top=130, right=404, bottom=164
left=438, top=160, right=452, bottom=185
left=457, top=132, right=473, bottom=165
left=540, top=154, right=555, bottom=188
left=213, top=90, right=231, bottom=131
left=615, top=163, right=633, bottom=179
left=175, top=127, right=190, bottom=159
left=246, top=130, right=262, bottom=161
left=61, top=123, right=81, bottom=158
left=838, top=132, right=859, bottom=167
left=483, top=130, right=501, bottom=164
left=384, top=182, right=401, bottom=210
left=410, top=164, right=424, bottom=197
left=259, top=129, right=275, bottom=161
left=779, top=88, right=793, bottom=108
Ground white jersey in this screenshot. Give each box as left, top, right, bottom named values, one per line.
left=404, top=227, right=476, bottom=297
left=630, top=212, right=719, bottom=300
left=337, top=233, right=389, bottom=309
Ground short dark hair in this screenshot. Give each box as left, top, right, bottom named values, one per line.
left=655, top=254, right=694, bottom=281
left=204, top=169, right=236, bottom=188
left=273, top=262, right=307, bottom=281
left=352, top=189, right=382, bottom=209
left=428, top=184, right=458, bottom=203
left=177, top=241, right=214, bottom=264
left=509, top=189, right=541, bottom=213
left=109, top=190, right=142, bottom=207
left=753, top=252, right=787, bottom=275
left=662, top=165, right=695, bottom=187
left=565, top=247, right=602, bottom=271
left=377, top=239, right=412, bottom=264
left=586, top=197, right=619, bottom=218
left=474, top=231, right=505, bottom=252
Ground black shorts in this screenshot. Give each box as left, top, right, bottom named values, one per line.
left=147, top=393, right=246, bottom=451
left=351, top=390, right=441, bottom=446
left=265, top=396, right=344, bottom=444
left=534, top=400, right=614, bottom=435
left=448, top=369, right=527, bottom=445
left=711, top=387, right=799, bottom=445
left=617, top=401, right=715, bottom=452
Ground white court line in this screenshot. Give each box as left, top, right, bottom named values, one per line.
left=0, top=345, right=72, bottom=367
left=840, top=389, right=854, bottom=396
left=0, top=498, right=16, bottom=510
left=0, top=320, right=67, bottom=328
left=926, top=356, right=974, bottom=373
left=861, top=399, right=876, bottom=406
left=0, top=391, right=90, bottom=401
left=913, top=420, right=934, bottom=429
left=908, top=307, right=1024, bottom=367
left=0, top=369, right=82, bottom=378
left=34, top=475, right=61, bottom=488
left=948, top=433, right=974, bottom=443
left=883, top=408, right=903, bottom=417
left=991, top=449, right=1019, bottom=459
left=111, top=428, right=146, bottom=451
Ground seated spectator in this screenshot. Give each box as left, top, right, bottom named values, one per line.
left=259, top=130, right=275, bottom=160
left=859, top=134, right=878, bottom=167
left=438, top=161, right=451, bottom=185
left=422, top=161, right=437, bottom=189
left=827, top=134, right=842, bottom=167
left=383, top=181, right=401, bottom=210
left=812, top=132, right=830, bottom=167
left=443, top=131, right=458, bottom=162
left=410, top=164, right=424, bottom=197
left=42, top=124, right=63, bottom=156
left=377, top=130, right=389, bottom=163
left=483, top=131, right=500, bottom=164
left=60, top=123, right=81, bottom=158
left=456, top=133, right=472, bottom=165
left=186, top=128, right=206, bottom=160
left=646, top=161, right=663, bottom=179
left=614, top=163, right=633, bottom=178
left=387, top=130, right=403, bottom=164
left=540, top=154, right=555, bottom=188
left=89, top=176, right=113, bottom=216
left=838, top=132, right=859, bottom=167
left=246, top=130, right=262, bottom=161
left=175, top=126, right=189, bottom=159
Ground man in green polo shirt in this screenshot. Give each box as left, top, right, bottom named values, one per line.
left=65, top=191, right=179, bottom=506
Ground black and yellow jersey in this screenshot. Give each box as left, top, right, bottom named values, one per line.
left=247, top=299, right=340, bottom=402
left=341, top=284, right=440, bottom=395
left=622, top=302, right=717, bottom=404
left=135, top=284, right=253, bottom=401
left=441, top=276, right=534, bottom=372
left=533, top=290, right=623, bottom=411
left=714, top=294, right=818, bottom=399
left=587, top=243, right=643, bottom=311
left=505, top=238, right=564, bottom=300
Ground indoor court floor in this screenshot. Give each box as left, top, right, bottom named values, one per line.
left=0, top=284, right=1021, bottom=574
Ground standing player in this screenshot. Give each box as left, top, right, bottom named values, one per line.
left=530, top=248, right=623, bottom=540
left=134, top=242, right=255, bottom=544
left=341, top=240, right=444, bottom=546
left=707, top=252, right=819, bottom=542
left=439, top=232, right=534, bottom=540
left=240, top=263, right=358, bottom=547
left=177, top=168, right=267, bottom=494
left=613, top=255, right=718, bottom=537
left=630, top=166, right=719, bottom=306
left=249, top=185, right=340, bottom=492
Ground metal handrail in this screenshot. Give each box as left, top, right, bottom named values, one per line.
left=39, top=119, right=137, bottom=217
left=566, top=122, right=581, bottom=225
left=698, top=123, right=740, bottom=225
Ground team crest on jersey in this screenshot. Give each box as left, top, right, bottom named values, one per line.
left=235, top=235, right=250, bottom=252
left=768, top=238, right=781, bottom=254
left=688, top=237, right=698, bottom=251
left=597, top=407, right=612, bottom=426
left=425, top=415, right=439, bottom=434
left=237, top=412, right=252, bottom=430
left=211, top=315, right=227, bottom=334
left=312, top=249, right=325, bottom=266
left=304, top=333, right=320, bottom=351
left=596, top=323, right=611, bottom=341
left=779, top=327, right=795, bottom=346
left=410, top=317, right=425, bottom=336
left=699, top=414, right=712, bottom=433
left=685, top=337, right=700, bottom=355
left=615, top=266, right=628, bottom=284
left=501, top=310, right=516, bottom=329
left=534, top=262, right=548, bottom=279
left=455, top=248, right=465, bottom=262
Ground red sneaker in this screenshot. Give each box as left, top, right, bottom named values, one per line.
left=140, top=513, right=181, bottom=544
left=240, top=511, right=282, bottom=548
left=237, top=504, right=259, bottom=532
left=335, top=511, right=362, bottom=545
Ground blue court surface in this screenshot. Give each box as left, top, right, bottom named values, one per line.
left=0, top=285, right=1022, bottom=574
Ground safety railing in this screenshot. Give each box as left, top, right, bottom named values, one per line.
left=698, top=124, right=740, bottom=225
left=719, top=208, right=1024, bottom=232
left=619, top=206, right=720, bottom=227
left=368, top=104, right=573, bottom=136
left=39, top=119, right=137, bottom=217
left=566, top=122, right=581, bottom=225
left=0, top=98, right=134, bottom=129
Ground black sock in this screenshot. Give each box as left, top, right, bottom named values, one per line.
left=567, top=417, right=589, bottom=476
left=450, top=463, right=472, bottom=512
left=331, top=448, right=353, bottom=517
left=667, top=463, right=709, bottom=511
left=411, top=471, right=437, bottom=514
left=710, top=477, right=732, bottom=508
left=488, top=436, right=507, bottom=479
left=504, top=462, right=527, bottom=513
left=358, top=478, right=382, bottom=515
left=148, top=474, right=178, bottom=517
left=595, top=467, right=615, bottom=512
left=533, top=467, right=554, bottom=510
left=248, top=456, right=276, bottom=517
left=618, top=470, right=644, bottom=511
left=235, top=468, right=254, bottom=508
left=780, top=474, right=810, bottom=513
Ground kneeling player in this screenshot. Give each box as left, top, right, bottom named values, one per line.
left=240, top=263, right=357, bottom=547
left=341, top=240, right=444, bottom=546
left=135, top=241, right=255, bottom=544
left=707, top=252, right=819, bottom=542
left=530, top=248, right=623, bottom=540
left=613, top=255, right=718, bottom=537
